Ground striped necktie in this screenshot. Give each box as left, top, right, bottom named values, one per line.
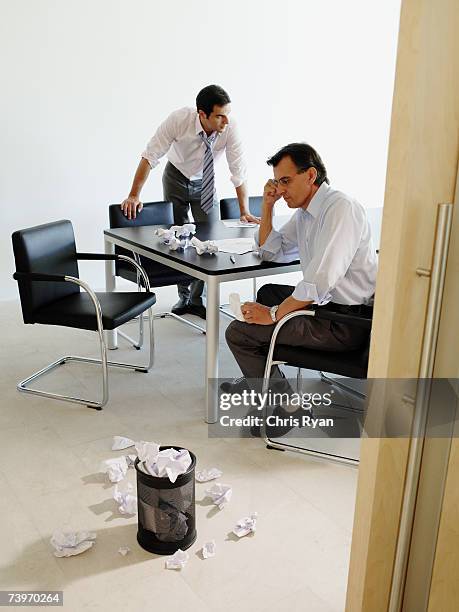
left=200, top=131, right=217, bottom=214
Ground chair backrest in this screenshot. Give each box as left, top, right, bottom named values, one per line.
left=109, top=201, right=174, bottom=229
left=12, top=220, right=79, bottom=323
left=220, top=196, right=263, bottom=220
left=109, top=201, right=176, bottom=277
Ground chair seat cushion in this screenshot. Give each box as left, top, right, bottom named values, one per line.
left=274, top=344, right=369, bottom=379
left=33, top=291, right=156, bottom=331
left=116, top=258, right=192, bottom=288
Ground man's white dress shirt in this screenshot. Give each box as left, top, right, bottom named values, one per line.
left=141, top=107, right=246, bottom=187
left=255, top=183, right=378, bottom=305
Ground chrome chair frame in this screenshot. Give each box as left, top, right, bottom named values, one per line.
left=260, top=310, right=367, bottom=466
left=117, top=251, right=205, bottom=350
left=16, top=254, right=154, bottom=410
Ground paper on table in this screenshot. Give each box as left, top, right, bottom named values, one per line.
left=100, top=457, right=128, bottom=483
left=202, top=540, right=217, bottom=559
left=51, top=531, right=97, bottom=557
left=195, top=467, right=223, bottom=482
left=229, top=293, right=245, bottom=322
left=233, top=513, right=258, bottom=538
left=113, top=481, right=137, bottom=515
left=170, top=223, right=196, bottom=237
left=222, top=220, right=257, bottom=228
left=190, top=236, right=218, bottom=255
left=118, top=546, right=131, bottom=556
left=206, top=483, right=232, bottom=509
left=168, top=236, right=185, bottom=250
left=112, top=436, right=135, bottom=451
left=165, top=549, right=189, bottom=570
left=213, top=238, right=254, bottom=255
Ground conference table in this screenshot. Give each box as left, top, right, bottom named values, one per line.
left=103, top=220, right=300, bottom=423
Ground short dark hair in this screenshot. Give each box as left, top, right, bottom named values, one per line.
left=196, top=85, right=231, bottom=117
left=267, top=143, right=330, bottom=186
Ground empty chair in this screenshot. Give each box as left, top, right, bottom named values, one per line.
left=109, top=201, right=205, bottom=350
left=12, top=219, right=156, bottom=410
left=220, top=196, right=263, bottom=221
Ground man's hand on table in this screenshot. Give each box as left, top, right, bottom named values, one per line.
left=240, top=212, right=261, bottom=224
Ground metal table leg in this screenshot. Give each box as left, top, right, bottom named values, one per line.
left=205, top=275, right=219, bottom=424
left=104, top=238, right=118, bottom=350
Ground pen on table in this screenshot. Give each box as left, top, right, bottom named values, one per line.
left=230, top=255, right=236, bottom=264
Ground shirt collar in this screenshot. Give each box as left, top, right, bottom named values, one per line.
left=303, top=182, right=330, bottom=218
left=195, top=113, right=203, bottom=135
left=195, top=113, right=216, bottom=138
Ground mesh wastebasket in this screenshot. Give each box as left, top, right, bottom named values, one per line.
left=135, top=446, right=197, bottom=554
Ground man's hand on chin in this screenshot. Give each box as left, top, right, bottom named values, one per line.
left=241, top=302, right=273, bottom=325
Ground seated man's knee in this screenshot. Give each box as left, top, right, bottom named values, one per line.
left=225, top=320, right=243, bottom=348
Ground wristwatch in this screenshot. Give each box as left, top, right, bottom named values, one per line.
left=270, top=305, right=279, bottom=323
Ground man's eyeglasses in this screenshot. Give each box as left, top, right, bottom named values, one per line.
left=271, top=168, right=309, bottom=187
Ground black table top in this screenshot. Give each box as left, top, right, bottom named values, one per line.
left=104, top=220, right=300, bottom=276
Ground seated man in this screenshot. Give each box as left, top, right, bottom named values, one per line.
left=225, top=142, right=377, bottom=413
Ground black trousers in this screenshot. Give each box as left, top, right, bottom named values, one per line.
left=225, top=283, right=369, bottom=379
left=162, top=162, right=219, bottom=304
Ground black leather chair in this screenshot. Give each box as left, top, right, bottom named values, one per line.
left=109, top=201, right=205, bottom=349
left=220, top=196, right=263, bottom=220
left=219, top=196, right=263, bottom=317
left=12, top=220, right=156, bottom=410
left=261, top=305, right=373, bottom=464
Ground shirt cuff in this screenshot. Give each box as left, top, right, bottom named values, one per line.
left=292, top=280, right=331, bottom=305
left=230, top=173, right=246, bottom=188
left=254, top=228, right=284, bottom=258
left=141, top=152, right=160, bottom=170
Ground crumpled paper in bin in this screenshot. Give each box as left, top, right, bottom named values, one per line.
left=137, top=444, right=192, bottom=483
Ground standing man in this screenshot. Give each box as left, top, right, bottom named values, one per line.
left=225, top=142, right=377, bottom=393
left=121, top=84, right=259, bottom=319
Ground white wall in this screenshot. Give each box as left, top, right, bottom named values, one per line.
left=0, top=0, right=400, bottom=301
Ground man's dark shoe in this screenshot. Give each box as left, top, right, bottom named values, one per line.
left=250, top=405, right=310, bottom=438
left=220, top=377, right=251, bottom=394
left=171, top=297, right=190, bottom=315
left=188, top=303, right=206, bottom=319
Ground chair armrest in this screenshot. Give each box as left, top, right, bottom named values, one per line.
left=76, top=252, right=117, bottom=261
left=13, top=271, right=67, bottom=282
left=261, top=307, right=373, bottom=383
left=75, top=252, right=152, bottom=292
left=262, top=310, right=316, bottom=382
left=13, top=271, right=105, bottom=332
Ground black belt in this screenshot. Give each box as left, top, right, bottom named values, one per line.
left=318, top=302, right=366, bottom=315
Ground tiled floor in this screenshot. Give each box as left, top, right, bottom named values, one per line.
left=0, top=296, right=359, bottom=612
